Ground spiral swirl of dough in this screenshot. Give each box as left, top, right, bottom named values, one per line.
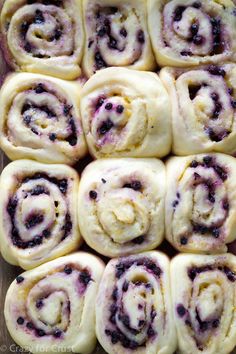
left=96, top=251, right=176, bottom=354
left=80, top=67, right=171, bottom=159
left=165, top=153, right=236, bottom=253
left=4, top=252, right=105, bottom=354
left=160, top=64, right=236, bottom=155
left=0, top=159, right=81, bottom=270
left=148, top=0, right=236, bottom=67
left=0, top=73, right=87, bottom=164
left=0, top=0, right=84, bottom=79
left=78, top=158, right=166, bottom=257
left=82, top=0, right=155, bottom=77
left=171, top=253, right=236, bottom=354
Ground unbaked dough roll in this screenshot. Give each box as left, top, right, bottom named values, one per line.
left=171, top=253, right=236, bottom=354
left=0, top=0, right=84, bottom=80
left=96, top=251, right=177, bottom=354
left=0, top=159, right=81, bottom=270
left=78, top=158, right=166, bottom=257
left=82, top=0, right=156, bottom=77
left=4, top=252, right=105, bottom=354
left=165, top=153, right=236, bottom=253
left=147, top=0, right=236, bottom=67
left=80, top=67, right=171, bottom=158
left=0, top=73, right=87, bottom=164
left=160, top=64, right=236, bottom=155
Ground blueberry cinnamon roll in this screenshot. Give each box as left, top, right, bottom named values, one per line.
left=171, top=253, right=236, bottom=354
left=0, top=0, right=84, bottom=80
left=160, top=64, right=236, bottom=155
left=165, top=153, right=236, bottom=253
left=78, top=158, right=166, bottom=258
left=0, top=160, right=81, bottom=270
left=80, top=67, right=171, bottom=159
left=82, top=0, right=155, bottom=77
left=96, top=252, right=177, bottom=354
left=4, top=252, right=105, bottom=354
left=148, top=0, right=236, bottom=67
left=0, top=73, right=87, bottom=164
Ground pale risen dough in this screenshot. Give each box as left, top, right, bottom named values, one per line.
left=171, top=253, right=236, bottom=354
left=0, top=72, right=87, bottom=164
left=160, top=64, right=236, bottom=155
left=147, top=0, right=236, bottom=67
left=96, top=251, right=177, bottom=354
left=165, top=153, right=236, bottom=253
left=82, top=0, right=156, bottom=77
left=0, top=159, right=81, bottom=270
left=0, top=0, right=84, bottom=80
left=80, top=67, right=171, bottom=158
left=78, top=158, right=166, bottom=257
left=4, top=252, right=105, bottom=354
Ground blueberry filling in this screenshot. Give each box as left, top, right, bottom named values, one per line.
left=132, top=236, right=145, bottom=244
left=212, top=102, right=222, bottom=119
left=64, top=105, right=72, bottom=116
left=231, top=100, right=236, bottom=109
left=49, top=133, right=57, bottom=141
left=20, top=21, right=29, bottom=39
left=122, top=281, right=129, bottom=292
left=36, top=329, right=46, bottom=337
left=210, top=18, right=223, bottom=55
left=180, top=50, right=193, bottom=56
left=35, top=83, right=46, bottom=94
left=98, top=119, right=114, bottom=135
left=190, top=160, right=199, bottom=168
left=25, top=214, right=44, bottom=229
left=16, top=276, right=24, bottom=284
left=192, top=2, right=201, bottom=9
left=61, top=213, right=72, bottom=240
left=208, top=65, right=226, bottom=77
left=115, top=258, right=162, bottom=279
left=17, top=317, right=24, bottom=325
left=188, top=264, right=236, bottom=282
left=137, top=30, right=145, bottom=44
left=180, top=236, right=188, bottom=245
left=95, top=51, right=107, bottom=70
left=120, top=28, right=127, bottom=37
left=24, top=42, right=32, bottom=53
left=193, top=35, right=204, bottom=45
left=95, top=97, right=105, bottom=110
left=42, top=0, right=62, bottom=5
left=66, top=118, right=77, bottom=146
left=64, top=265, right=73, bottom=275
left=52, top=28, right=62, bottom=41
left=34, top=10, right=45, bottom=24
left=79, top=271, right=92, bottom=285
left=123, top=181, right=142, bottom=191
left=173, top=6, right=186, bottom=21
left=36, top=299, right=44, bottom=309
left=31, top=185, right=47, bottom=196
left=26, top=322, right=34, bottom=330
left=177, top=304, right=186, bottom=317
left=112, top=287, right=118, bottom=301
left=105, top=329, right=139, bottom=349
left=222, top=199, right=229, bottom=211
left=116, top=105, right=124, bottom=114
left=108, top=38, right=118, bottom=49
left=53, top=329, right=62, bottom=338
left=101, top=178, right=107, bottom=184
left=89, top=190, right=97, bottom=200
left=105, top=103, right=113, bottom=110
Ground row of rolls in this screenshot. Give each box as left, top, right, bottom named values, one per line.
left=1, top=0, right=236, bottom=79
left=0, top=65, right=236, bottom=163
left=4, top=250, right=236, bottom=354
left=1, top=154, right=236, bottom=270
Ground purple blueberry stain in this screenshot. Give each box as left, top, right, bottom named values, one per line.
left=177, top=304, right=187, bottom=318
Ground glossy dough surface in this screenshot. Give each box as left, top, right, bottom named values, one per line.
left=160, top=64, right=236, bottom=155
left=0, top=72, right=87, bottom=164
left=80, top=67, right=171, bottom=158
left=82, top=0, right=155, bottom=77
left=0, top=0, right=84, bottom=79
left=148, top=0, right=236, bottom=67
left=96, top=251, right=177, bottom=354
left=0, top=159, right=81, bottom=270
left=171, top=253, right=236, bottom=354
left=165, top=153, right=236, bottom=253
left=4, top=252, right=105, bottom=354
left=78, top=158, right=166, bottom=257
